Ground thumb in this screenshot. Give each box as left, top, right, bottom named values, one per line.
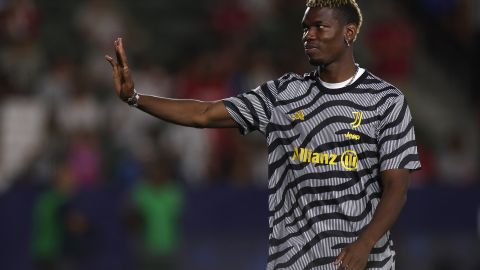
left=105, top=55, right=115, bottom=67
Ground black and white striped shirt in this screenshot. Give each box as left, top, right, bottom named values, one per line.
left=223, top=68, right=421, bottom=270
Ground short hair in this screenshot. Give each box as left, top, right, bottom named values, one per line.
left=306, top=0, right=363, bottom=38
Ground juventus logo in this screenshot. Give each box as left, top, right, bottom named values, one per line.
left=350, top=111, right=363, bottom=129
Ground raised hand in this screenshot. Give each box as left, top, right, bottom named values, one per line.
left=105, top=37, right=135, bottom=102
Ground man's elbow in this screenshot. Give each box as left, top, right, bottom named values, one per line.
left=395, top=184, right=408, bottom=208
left=383, top=180, right=409, bottom=206
left=400, top=192, right=407, bottom=206
left=192, top=102, right=218, bottom=128
left=191, top=112, right=210, bottom=128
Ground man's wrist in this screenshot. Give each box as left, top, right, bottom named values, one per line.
left=358, top=233, right=377, bottom=249
left=126, top=90, right=140, bottom=107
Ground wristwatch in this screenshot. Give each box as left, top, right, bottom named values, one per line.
left=126, top=90, right=140, bottom=107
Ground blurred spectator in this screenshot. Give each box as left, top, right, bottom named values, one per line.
left=66, top=132, right=103, bottom=189
left=1, top=0, right=39, bottom=43
left=63, top=178, right=133, bottom=270
left=0, top=98, right=47, bottom=191
left=209, top=0, right=252, bottom=40
left=56, top=84, right=103, bottom=135
left=240, top=0, right=275, bottom=18
left=35, top=57, right=75, bottom=109
left=176, top=52, right=229, bottom=101
left=0, top=0, right=43, bottom=93
left=436, top=132, right=478, bottom=184
left=31, top=163, right=76, bottom=270
left=175, top=52, right=237, bottom=182
left=134, top=60, right=173, bottom=98
left=367, top=4, right=416, bottom=86
left=129, top=157, right=184, bottom=270
left=228, top=134, right=268, bottom=187
left=75, top=0, right=127, bottom=50
left=244, top=49, right=276, bottom=90
left=161, top=125, right=212, bottom=184
left=74, top=0, right=143, bottom=95
left=0, top=41, right=44, bottom=93
left=416, top=0, right=472, bottom=71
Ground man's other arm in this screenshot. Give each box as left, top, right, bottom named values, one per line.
left=358, top=169, right=410, bottom=248
left=336, top=169, right=410, bottom=270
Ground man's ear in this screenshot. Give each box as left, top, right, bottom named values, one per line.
left=345, top=23, right=358, bottom=43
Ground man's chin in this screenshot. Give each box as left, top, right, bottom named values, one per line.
left=308, top=58, right=324, bottom=67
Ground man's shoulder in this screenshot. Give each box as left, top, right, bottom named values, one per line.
left=273, top=71, right=316, bottom=86
left=359, top=70, right=405, bottom=99
left=278, top=71, right=316, bottom=80
left=359, top=71, right=411, bottom=116
left=265, top=71, right=316, bottom=97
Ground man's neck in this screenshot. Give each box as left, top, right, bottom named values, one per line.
left=318, top=58, right=358, bottom=83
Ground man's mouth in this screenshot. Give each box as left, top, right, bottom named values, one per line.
left=304, top=43, right=320, bottom=53
left=305, top=46, right=319, bottom=54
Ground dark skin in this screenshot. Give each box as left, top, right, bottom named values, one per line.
left=105, top=38, right=236, bottom=129
left=106, top=6, right=410, bottom=270
left=302, top=7, right=358, bottom=82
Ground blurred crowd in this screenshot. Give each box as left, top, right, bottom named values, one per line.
left=0, top=0, right=479, bottom=269
left=0, top=0, right=478, bottom=191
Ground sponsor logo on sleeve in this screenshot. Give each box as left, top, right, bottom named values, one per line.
left=291, top=110, right=305, bottom=121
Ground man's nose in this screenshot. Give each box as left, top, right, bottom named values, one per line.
left=303, top=27, right=316, bottom=41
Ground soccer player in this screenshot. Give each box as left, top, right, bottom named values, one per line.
left=105, top=0, right=421, bottom=269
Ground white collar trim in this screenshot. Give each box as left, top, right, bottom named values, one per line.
left=319, top=68, right=365, bottom=89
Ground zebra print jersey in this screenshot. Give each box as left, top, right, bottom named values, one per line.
left=223, top=68, right=421, bottom=270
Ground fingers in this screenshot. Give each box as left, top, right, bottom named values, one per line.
left=335, top=249, right=346, bottom=268
left=342, top=257, right=354, bottom=270
left=113, top=38, right=134, bottom=90
left=105, top=55, right=115, bottom=67
left=336, top=249, right=355, bottom=270
left=109, top=38, right=134, bottom=99
left=105, top=55, right=122, bottom=92
left=115, top=39, right=123, bottom=67
left=112, top=65, right=122, bottom=93
left=336, top=253, right=366, bottom=270
left=118, top=38, right=129, bottom=67
left=115, top=37, right=129, bottom=69
left=123, top=65, right=134, bottom=89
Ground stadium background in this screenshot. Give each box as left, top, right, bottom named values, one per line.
left=0, top=0, right=479, bottom=269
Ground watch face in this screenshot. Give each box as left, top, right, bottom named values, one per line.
left=127, top=92, right=139, bottom=107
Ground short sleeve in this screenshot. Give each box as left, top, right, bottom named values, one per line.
left=377, top=95, right=421, bottom=172
left=223, top=80, right=277, bottom=135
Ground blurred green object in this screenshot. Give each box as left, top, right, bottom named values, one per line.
left=31, top=189, right=67, bottom=260
left=132, top=180, right=183, bottom=255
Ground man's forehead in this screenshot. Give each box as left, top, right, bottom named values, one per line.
left=302, top=6, right=339, bottom=23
